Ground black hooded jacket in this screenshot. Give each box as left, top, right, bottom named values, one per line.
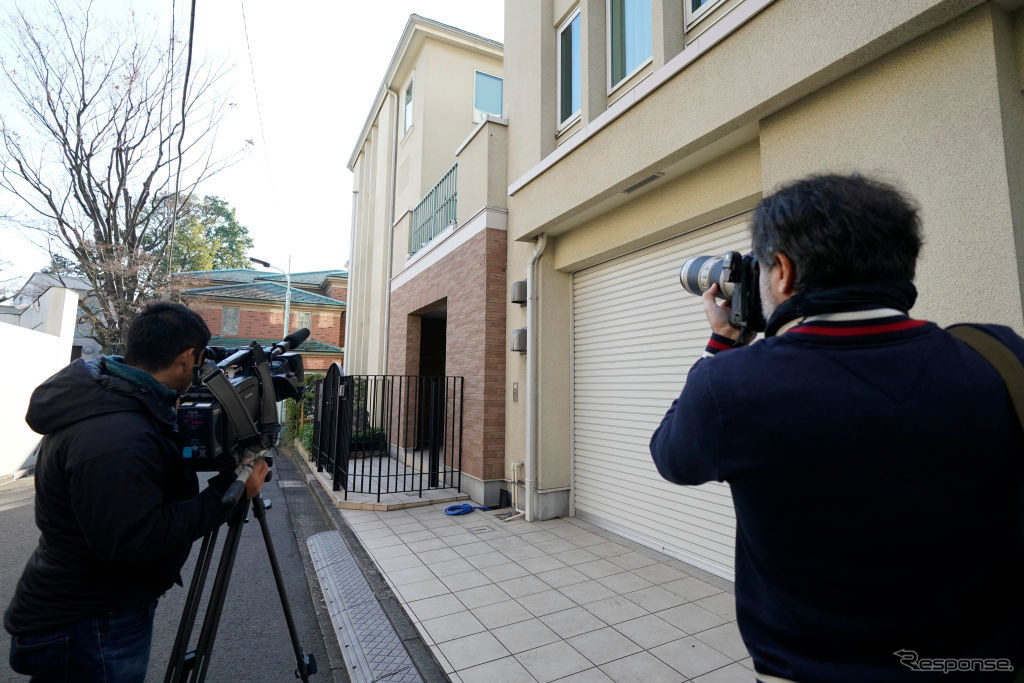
left=5, top=357, right=232, bottom=635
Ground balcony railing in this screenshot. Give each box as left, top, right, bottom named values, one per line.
left=410, top=163, right=457, bottom=255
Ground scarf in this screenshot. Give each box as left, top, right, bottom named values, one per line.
left=764, top=280, right=918, bottom=337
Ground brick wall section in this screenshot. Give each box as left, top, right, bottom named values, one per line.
left=325, top=283, right=348, bottom=302
left=388, top=228, right=507, bottom=481
left=188, top=303, right=343, bottom=347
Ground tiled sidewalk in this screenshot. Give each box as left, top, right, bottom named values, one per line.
left=340, top=503, right=756, bottom=682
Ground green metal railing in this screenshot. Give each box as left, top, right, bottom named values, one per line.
left=410, top=163, right=457, bottom=255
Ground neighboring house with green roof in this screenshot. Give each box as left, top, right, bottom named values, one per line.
left=176, top=268, right=347, bottom=371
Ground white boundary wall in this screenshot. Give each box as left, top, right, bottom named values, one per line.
left=0, top=288, right=78, bottom=477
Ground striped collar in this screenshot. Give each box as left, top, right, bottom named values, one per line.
left=779, top=308, right=928, bottom=338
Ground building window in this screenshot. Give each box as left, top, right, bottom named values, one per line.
left=297, top=311, right=312, bottom=331
left=686, top=0, right=724, bottom=24
left=222, top=306, right=239, bottom=335
left=473, top=71, right=503, bottom=122
left=609, top=0, right=652, bottom=89
left=558, top=10, right=582, bottom=126
left=403, top=79, right=414, bottom=134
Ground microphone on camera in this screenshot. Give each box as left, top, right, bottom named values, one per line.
left=273, top=327, right=309, bottom=355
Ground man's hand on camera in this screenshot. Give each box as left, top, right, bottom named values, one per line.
left=703, top=284, right=742, bottom=341
left=239, top=457, right=269, bottom=498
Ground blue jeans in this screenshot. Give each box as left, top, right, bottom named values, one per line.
left=9, top=600, right=157, bottom=682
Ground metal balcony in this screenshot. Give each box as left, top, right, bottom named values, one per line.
left=410, top=163, right=457, bottom=255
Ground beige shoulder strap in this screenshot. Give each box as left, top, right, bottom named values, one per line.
left=947, top=324, right=1024, bottom=432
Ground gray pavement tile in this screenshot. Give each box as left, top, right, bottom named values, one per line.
left=606, top=552, right=660, bottom=571
left=482, top=562, right=530, bottom=582
left=611, top=614, right=687, bottom=649
left=398, top=577, right=450, bottom=602
left=537, top=566, right=589, bottom=589
left=584, top=542, right=632, bottom=558
left=407, top=594, right=466, bottom=621
left=554, top=668, right=614, bottom=682
left=567, top=627, right=643, bottom=666
left=472, top=599, right=536, bottom=629
left=595, top=571, right=654, bottom=594
left=372, top=544, right=418, bottom=560
left=575, top=559, right=625, bottom=580
left=407, top=537, right=449, bottom=553
left=622, top=585, right=686, bottom=613
left=387, top=520, right=428, bottom=534
left=693, top=622, right=748, bottom=660
left=377, top=553, right=426, bottom=572
left=695, top=593, right=737, bottom=620
left=400, top=529, right=438, bottom=543
left=692, top=662, right=754, bottom=683
left=438, top=631, right=511, bottom=671
left=469, top=551, right=515, bottom=569
left=440, top=569, right=493, bottom=592
left=655, top=602, right=729, bottom=635
left=599, top=651, right=684, bottom=683
left=492, top=618, right=561, bottom=654
left=387, top=565, right=437, bottom=586
left=518, top=589, right=578, bottom=617
left=443, top=532, right=480, bottom=546
left=515, top=641, right=593, bottom=683
left=501, top=575, right=553, bottom=598
left=430, top=557, right=476, bottom=575
left=418, top=547, right=462, bottom=564
left=519, top=530, right=560, bottom=544
left=454, top=541, right=496, bottom=558
left=650, top=636, right=733, bottom=679
left=456, top=584, right=513, bottom=609
left=363, top=534, right=404, bottom=549
left=538, top=606, right=607, bottom=638
left=663, top=577, right=724, bottom=602
left=433, top=523, right=472, bottom=536
left=632, top=563, right=691, bottom=585
left=457, top=656, right=536, bottom=683
left=505, top=544, right=549, bottom=559
left=519, top=555, right=568, bottom=573
left=534, top=539, right=578, bottom=554
left=553, top=548, right=601, bottom=565
left=582, top=596, right=648, bottom=625
left=420, top=610, right=487, bottom=644
left=557, top=580, right=617, bottom=605
left=348, top=519, right=389, bottom=532
left=548, top=525, right=589, bottom=539
left=567, top=532, right=607, bottom=547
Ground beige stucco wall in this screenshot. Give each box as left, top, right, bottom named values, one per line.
left=455, top=119, right=509, bottom=227
left=761, top=3, right=1024, bottom=331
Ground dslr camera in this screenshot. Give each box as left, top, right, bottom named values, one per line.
left=177, top=328, right=309, bottom=481
left=679, top=251, right=765, bottom=336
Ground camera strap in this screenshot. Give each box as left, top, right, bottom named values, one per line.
left=947, top=324, right=1024, bottom=433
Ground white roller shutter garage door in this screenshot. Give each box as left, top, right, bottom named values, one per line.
left=572, top=215, right=751, bottom=580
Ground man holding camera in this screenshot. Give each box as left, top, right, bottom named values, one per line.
left=651, top=174, right=1023, bottom=681
left=5, top=302, right=268, bottom=682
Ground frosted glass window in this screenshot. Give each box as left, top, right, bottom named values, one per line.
left=403, top=80, right=413, bottom=134
left=222, top=307, right=239, bottom=336
left=559, top=12, right=581, bottom=124
left=473, top=71, right=503, bottom=122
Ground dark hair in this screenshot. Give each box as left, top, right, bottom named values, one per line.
left=124, top=302, right=210, bottom=371
left=752, top=173, right=922, bottom=291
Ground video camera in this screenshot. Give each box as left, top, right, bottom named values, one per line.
left=679, top=251, right=765, bottom=336
left=177, top=328, right=309, bottom=502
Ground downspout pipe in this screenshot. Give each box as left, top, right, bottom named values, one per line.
left=382, top=88, right=399, bottom=374
left=525, top=233, right=547, bottom=522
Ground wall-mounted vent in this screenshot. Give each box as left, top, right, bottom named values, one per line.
left=623, top=172, right=664, bottom=194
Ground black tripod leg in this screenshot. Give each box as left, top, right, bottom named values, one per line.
left=188, top=501, right=249, bottom=682
left=251, top=494, right=318, bottom=681
left=164, top=528, right=219, bottom=683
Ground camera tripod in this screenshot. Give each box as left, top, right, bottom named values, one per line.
left=164, top=488, right=317, bottom=682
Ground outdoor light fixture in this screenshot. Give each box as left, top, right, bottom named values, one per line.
left=511, top=328, right=527, bottom=353
left=249, top=256, right=292, bottom=339
left=511, top=280, right=527, bottom=305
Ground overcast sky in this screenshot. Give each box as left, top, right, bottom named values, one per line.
left=0, top=1, right=504, bottom=286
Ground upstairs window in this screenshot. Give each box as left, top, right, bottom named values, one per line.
left=403, top=79, right=414, bottom=134
left=687, top=0, right=723, bottom=24
left=297, top=311, right=312, bottom=330
left=609, top=0, right=652, bottom=89
left=558, top=10, right=582, bottom=126
left=222, top=306, right=239, bottom=336
left=473, top=71, right=503, bottom=122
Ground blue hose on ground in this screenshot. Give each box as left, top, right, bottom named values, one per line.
left=444, top=503, right=491, bottom=515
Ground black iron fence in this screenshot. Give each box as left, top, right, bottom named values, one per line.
left=309, top=366, right=464, bottom=502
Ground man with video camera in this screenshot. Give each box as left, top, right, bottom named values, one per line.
left=5, top=302, right=269, bottom=682
left=651, top=174, right=1024, bottom=681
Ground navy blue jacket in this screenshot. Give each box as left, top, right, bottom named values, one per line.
left=651, top=315, right=1024, bottom=682
left=5, top=358, right=233, bottom=635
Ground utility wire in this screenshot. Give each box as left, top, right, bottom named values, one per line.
left=166, top=0, right=197, bottom=277
left=239, top=0, right=276, bottom=188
